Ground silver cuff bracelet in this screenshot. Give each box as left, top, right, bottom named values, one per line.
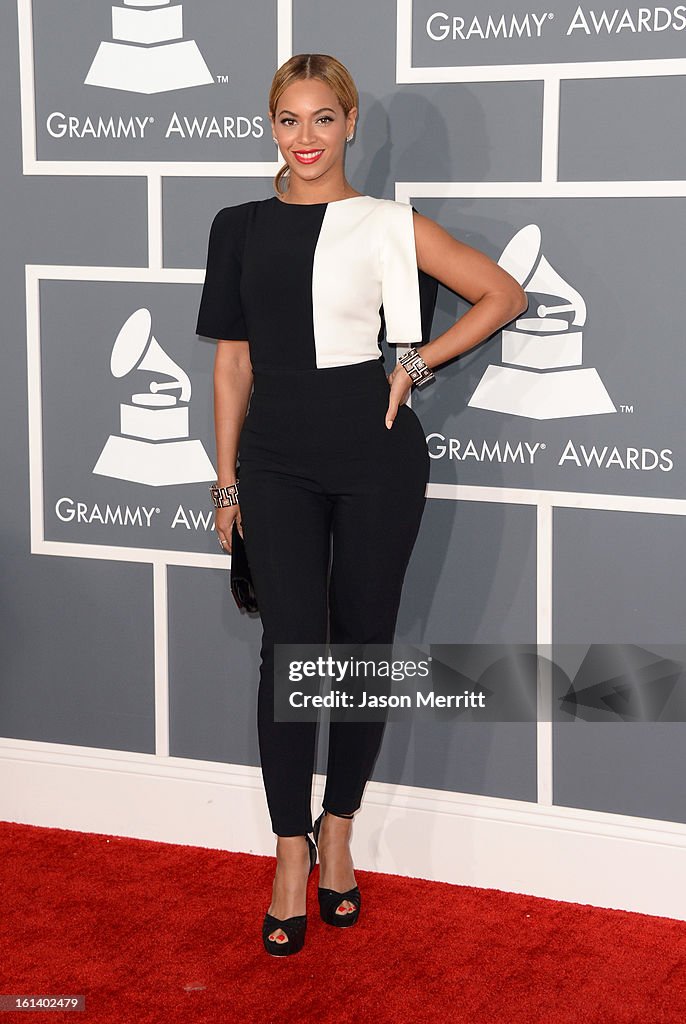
left=210, top=482, right=239, bottom=509
left=398, top=347, right=435, bottom=388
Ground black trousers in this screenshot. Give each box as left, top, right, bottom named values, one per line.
left=237, top=357, right=429, bottom=836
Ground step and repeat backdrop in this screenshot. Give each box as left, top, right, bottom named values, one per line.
left=4, top=0, right=686, bottom=830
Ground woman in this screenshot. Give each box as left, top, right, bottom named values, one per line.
left=196, top=53, right=527, bottom=957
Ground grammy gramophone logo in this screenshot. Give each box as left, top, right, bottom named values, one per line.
left=84, top=0, right=213, bottom=95
left=92, top=307, right=215, bottom=487
left=469, top=224, right=616, bottom=420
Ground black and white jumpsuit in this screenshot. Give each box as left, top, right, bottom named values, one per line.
left=196, top=194, right=438, bottom=836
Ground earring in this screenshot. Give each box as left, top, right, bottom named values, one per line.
left=272, top=137, right=278, bottom=144
left=346, top=134, right=353, bottom=143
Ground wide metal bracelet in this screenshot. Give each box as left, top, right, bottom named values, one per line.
left=398, top=346, right=435, bottom=388
left=209, top=482, right=239, bottom=509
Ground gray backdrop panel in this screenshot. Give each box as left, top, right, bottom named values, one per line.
left=553, top=508, right=686, bottom=822
left=2, top=0, right=685, bottom=831
left=0, top=553, right=155, bottom=751
left=560, top=77, right=686, bottom=182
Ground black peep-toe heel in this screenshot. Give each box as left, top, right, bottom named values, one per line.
left=262, top=832, right=317, bottom=956
left=312, top=810, right=361, bottom=928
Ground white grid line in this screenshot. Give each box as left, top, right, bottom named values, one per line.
left=153, top=561, right=169, bottom=757
left=147, top=174, right=163, bottom=270
left=536, top=503, right=554, bottom=806
left=541, top=77, right=561, bottom=183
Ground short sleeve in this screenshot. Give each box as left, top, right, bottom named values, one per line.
left=380, top=202, right=437, bottom=346
left=195, top=205, right=249, bottom=340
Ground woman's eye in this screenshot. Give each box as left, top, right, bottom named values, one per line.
left=278, top=116, right=334, bottom=126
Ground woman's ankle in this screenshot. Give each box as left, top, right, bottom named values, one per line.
left=322, top=806, right=356, bottom=820
left=275, top=834, right=310, bottom=863
left=269, top=837, right=310, bottom=915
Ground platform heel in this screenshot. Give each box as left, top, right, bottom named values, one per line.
left=312, top=810, right=361, bottom=928
left=262, top=832, right=317, bottom=956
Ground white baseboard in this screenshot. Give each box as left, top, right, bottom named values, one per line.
left=2, top=737, right=685, bottom=921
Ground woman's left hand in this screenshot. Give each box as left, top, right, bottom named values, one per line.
left=385, top=363, right=412, bottom=429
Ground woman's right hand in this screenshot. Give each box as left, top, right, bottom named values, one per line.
left=216, top=504, right=243, bottom=554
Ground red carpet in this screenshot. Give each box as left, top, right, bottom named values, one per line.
left=2, top=820, right=686, bottom=1023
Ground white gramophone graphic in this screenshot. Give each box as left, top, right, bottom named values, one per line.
left=93, top=307, right=215, bottom=486
left=85, top=0, right=213, bottom=94
left=468, top=224, right=616, bottom=420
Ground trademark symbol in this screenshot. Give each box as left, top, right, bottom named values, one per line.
left=149, top=117, right=154, bottom=123
left=620, top=404, right=634, bottom=414
left=540, top=443, right=546, bottom=449
left=216, top=74, right=230, bottom=84
left=155, top=508, right=160, bottom=514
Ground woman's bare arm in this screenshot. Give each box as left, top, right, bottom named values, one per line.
left=412, top=210, right=528, bottom=370
left=213, top=338, right=253, bottom=485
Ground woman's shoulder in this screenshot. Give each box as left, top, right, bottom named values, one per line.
left=364, top=195, right=416, bottom=220
left=206, top=199, right=269, bottom=246
left=210, top=199, right=262, bottom=224
left=367, top=195, right=411, bottom=206
left=362, top=197, right=419, bottom=239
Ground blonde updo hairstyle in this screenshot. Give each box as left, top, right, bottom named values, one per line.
left=269, top=53, right=359, bottom=198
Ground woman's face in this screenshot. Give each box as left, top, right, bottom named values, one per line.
left=270, top=78, right=356, bottom=186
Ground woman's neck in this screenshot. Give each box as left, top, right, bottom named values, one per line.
left=278, top=179, right=361, bottom=205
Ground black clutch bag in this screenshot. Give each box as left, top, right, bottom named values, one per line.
left=230, top=518, right=258, bottom=613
